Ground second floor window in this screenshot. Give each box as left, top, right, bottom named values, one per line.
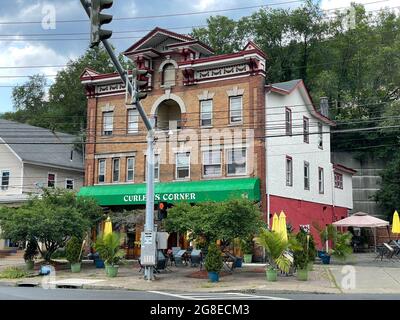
left=318, top=123, right=323, bottom=149
left=303, top=117, right=309, bottom=143
left=227, top=147, right=247, bottom=175
left=66, top=179, right=74, bottom=190
left=48, top=173, right=55, bottom=188
left=200, top=100, right=213, bottom=127
left=334, top=172, right=343, bottom=189
left=304, top=161, right=310, bottom=190
left=98, top=159, right=106, bottom=183
left=285, top=108, right=292, bottom=136
left=318, top=167, right=324, bottom=194
left=1, top=170, right=10, bottom=191
left=103, top=111, right=113, bottom=136
left=127, top=109, right=139, bottom=134
left=112, top=158, right=120, bottom=183
left=145, top=155, right=160, bottom=181
left=286, top=156, right=293, bottom=186
left=203, top=150, right=222, bottom=177
left=176, top=152, right=190, bottom=180
left=230, top=96, right=243, bottom=124
left=126, top=157, right=135, bottom=182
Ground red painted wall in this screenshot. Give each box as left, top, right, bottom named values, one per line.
left=268, top=195, right=349, bottom=248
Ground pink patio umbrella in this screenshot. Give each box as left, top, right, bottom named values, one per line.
left=332, top=212, right=389, bottom=251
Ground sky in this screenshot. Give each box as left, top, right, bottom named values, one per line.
left=0, top=0, right=398, bottom=114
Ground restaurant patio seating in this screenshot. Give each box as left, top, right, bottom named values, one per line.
left=374, top=243, right=396, bottom=261
left=189, top=249, right=202, bottom=267
left=174, top=250, right=187, bottom=266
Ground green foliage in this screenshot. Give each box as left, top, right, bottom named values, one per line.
left=51, top=248, right=66, bottom=260
left=331, top=232, right=353, bottom=261
left=295, top=230, right=317, bottom=263
left=256, top=228, right=294, bottom=273
left=93, top=232, right=125, bottom=266
left=313, top=223, right=337, bottom=250
left=204, top=243, right=223, bottom=273
left=0, top=267, right=29, bottom=279
left=0, top=189, right=100, bottom=262
left=239, top=238, right=253, bottom=254
left=23, top=239, right=39, bottom=262
left=66, top=236, right=83, bottom=264
left=164, top=199, right=262, bottom=244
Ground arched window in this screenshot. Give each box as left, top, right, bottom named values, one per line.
left=162, top=63, right=175, bottom=86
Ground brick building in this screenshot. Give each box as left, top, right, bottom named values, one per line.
left=78, top=27, right=354, bottom=255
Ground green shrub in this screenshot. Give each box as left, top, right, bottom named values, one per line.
left=66, top=236, right=82, bottom=264
left=23, top=239, right=38, bottom=262
left=93, top=233, right=125, bottom=266
left=239, top=238, right=253, bottom=255
left=51, top=248, right=66, bottom=259
left=0, top=267, right=29, bottom=279
left=295, top=230, right=317, bottom=262
left=204, top=243, right=223, bottom=273
left=331, top=232, right=353, bottom=261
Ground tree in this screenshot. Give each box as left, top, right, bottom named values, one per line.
left=164, top=199, right=263, bottom=246
left=0, top=189, right=102, bottom=261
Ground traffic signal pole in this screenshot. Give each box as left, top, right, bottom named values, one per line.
left=80, top=0, right=156, bottom=280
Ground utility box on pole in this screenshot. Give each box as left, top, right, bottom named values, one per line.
left=140, top=232, right=157, bottom=266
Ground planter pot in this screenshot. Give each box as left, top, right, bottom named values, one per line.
left=243, top=254, right=252, bottom=263
left=297, top=269, right=308, bottom=281
left=307, top=262, right=314, bottom=271
left=317, top=250, right=326, bottom=258
left=266, top=269, right=278, bottom=282
left=25, top=260, right=34, bottom=271
left=208, top=271, right=219, bottom=282
left=320, top=254, right=331, bottom=265
left=94, top=258, right=105, bottom=268
left=106, top=265, right=119, bottom=277
left=234, top=258, right=243, bottom=268
left=70, top=263, right=81, bottom=273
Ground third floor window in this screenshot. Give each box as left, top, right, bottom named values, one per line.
left=102, top=111, right=113, bottom=136
left=229, top=96, right=243, bottom=124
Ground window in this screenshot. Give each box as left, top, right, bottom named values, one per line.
left=285, top=108, right=292, bottom=136
left=303, top=117, right=309, bottom=143
left=162, top=63, right=175, bottom=86
left=229, top=96, right=243, bottom=124
left=227, top=147, right=247, bottom=175
left=318, top=167, right=324, bottom=194
left=334, top=172, right=343, bottom=189
left=176, top=152, right=190, bottom=180
left=1, top=171, right=10, bottom=191
left=112, top=158, right=120, bottom=183
left=200, top=100, right=213, bottom=127
left=203, top=150, right=222, bottom=177
left=304, top=162, right=310, bottom=190
left=65, top=179, right=74, bottom=190
left=98, top=159, right=106, bottom=183
left=127, top=109, right=139, bottom=134
left=318, top=123, right=323, bottom=149
left=47, top=173, right=56, bottom=188
left=286, top=156, right=293, bottom=186
left=103, top=111, right=113, bottom=136
left=145, top=154, right=160, bottom=181
left=126, top=157, right=135, bottom=182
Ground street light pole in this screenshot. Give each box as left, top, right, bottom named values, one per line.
left=80, top=0, right=156, bottom=280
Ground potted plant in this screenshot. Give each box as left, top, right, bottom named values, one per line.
left=24, top=239, right=38, bottom=271
left=331, top=232, right=353, bottom=262
left=66, top=236, right=83, bottom=273
left=294, top=248, right=308, bottom=281
left=256, top=228, right=293, bottom=282
left=314, top=224, right=336, bottom=264
left=240, top=238, right=253, bottom=264
left=204, top=243, right=223, bottom=282
left=295, top=230, right=316, bottom=271
left=94, top=232, right=125, bottom=277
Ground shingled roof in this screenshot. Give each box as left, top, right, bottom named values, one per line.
left=0, top=119, right=84, bottom=171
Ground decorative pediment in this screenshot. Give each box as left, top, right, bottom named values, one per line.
left=226, top=86, right=245, bottom=97
left=198, top=90, right=215, bottom=101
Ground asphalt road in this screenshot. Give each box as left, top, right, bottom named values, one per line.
left=1, top=287, right=400, bottom=300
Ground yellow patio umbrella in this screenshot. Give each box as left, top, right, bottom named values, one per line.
left=103, top=216, right=113, bottom=237
left=271, top=213, right=279, bottom=232
left=278, top=211, right=288, bottom=242
left=392, top=210, right=400, bottom=234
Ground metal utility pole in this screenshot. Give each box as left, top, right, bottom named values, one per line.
left=80, top=0, right=156, bottom=280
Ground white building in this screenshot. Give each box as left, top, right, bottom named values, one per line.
left=265, top=80, right=355, bottom=241
left=0, top=119, right=84, bottom=249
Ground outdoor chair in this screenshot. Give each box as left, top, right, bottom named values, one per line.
left=222, top=252, right=238, bottom=273
left=190, top=249, right=202, bottom=267
left=375, top=243, right=396, bottom=261
left=169, top=247, right=181, bottom=266
left=174, top=250, right=187, bottom=267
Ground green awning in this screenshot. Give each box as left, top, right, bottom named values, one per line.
left=78, top=178, right=260, bottom=206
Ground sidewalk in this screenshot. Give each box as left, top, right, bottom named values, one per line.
left=0, top=261, right=339, bottom=294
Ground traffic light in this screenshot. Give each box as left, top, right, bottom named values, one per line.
left=132, top=67, right=150, bottom=102
left=157, top=202, right=168, bottom=221
left=90, top=0, right=113, bottom=48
